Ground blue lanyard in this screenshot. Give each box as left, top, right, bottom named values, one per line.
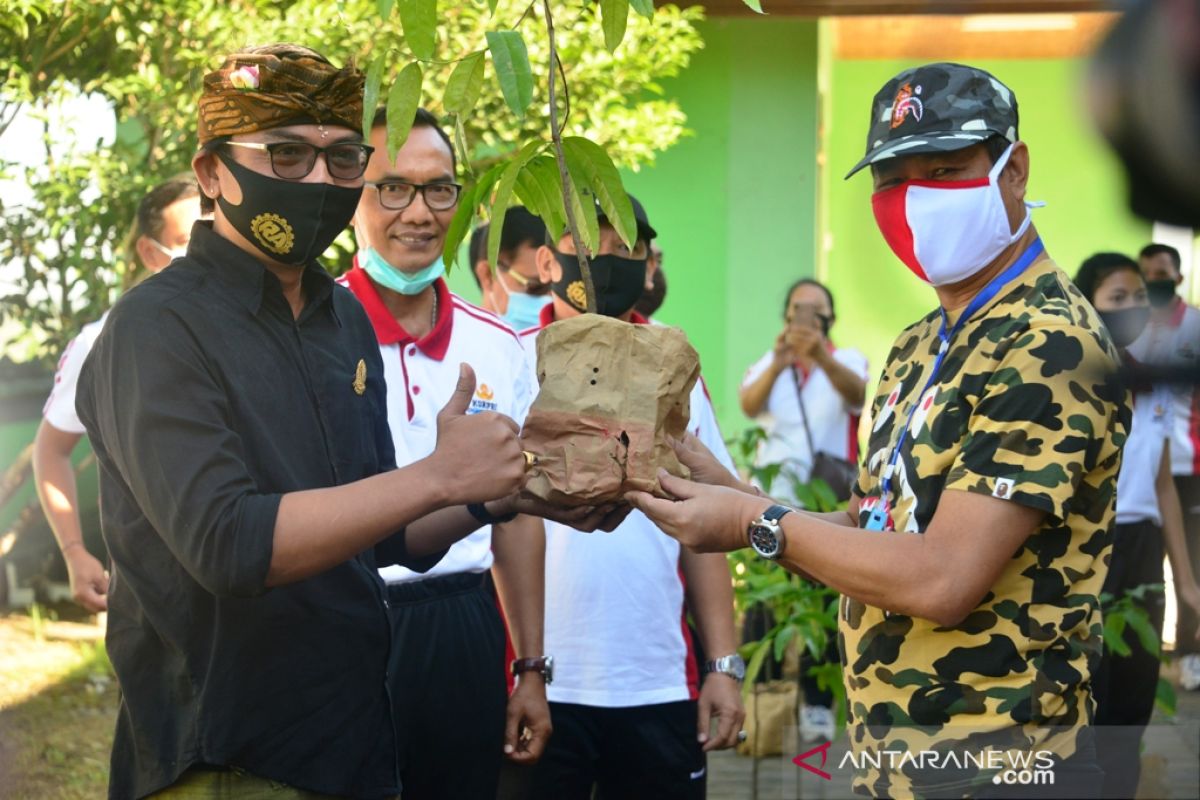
left=864, top=237, right=1045, bottom=531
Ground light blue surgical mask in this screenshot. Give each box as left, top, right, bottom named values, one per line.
left=359, top=247, right=445, bottom=295
left=502, top=288, right=551, bottom=330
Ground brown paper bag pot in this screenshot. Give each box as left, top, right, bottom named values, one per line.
left=520, top=315, right=700, bottom=506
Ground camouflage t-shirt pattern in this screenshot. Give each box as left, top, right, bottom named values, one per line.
left=842, top=256, right=1129, bottom=797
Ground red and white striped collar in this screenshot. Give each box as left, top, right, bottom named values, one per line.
left=342, top=258, right=454, bottom=360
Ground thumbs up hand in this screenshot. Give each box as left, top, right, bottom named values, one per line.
left=429, top=364, right=526, bottom=506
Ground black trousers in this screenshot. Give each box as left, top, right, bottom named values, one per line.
left=529, top=701, right=706, bottom=800
left=1173, top=474, right=1200, bottom=655
left=1092, top=519, right=1166, bottom=800
left=387, top=572, right=507, bottom=800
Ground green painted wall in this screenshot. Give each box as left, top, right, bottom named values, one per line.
left=624, top=17, right=821, bottom=437
left=822, top=58, right=1153, bottom=390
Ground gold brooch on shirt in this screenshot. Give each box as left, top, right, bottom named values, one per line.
left=353, top=359, right=367, bottom=395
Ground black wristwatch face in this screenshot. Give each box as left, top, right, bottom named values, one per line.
left=750, top=525, right=781, bottom=558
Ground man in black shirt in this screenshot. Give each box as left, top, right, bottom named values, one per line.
left=76, top=44, right=529, bottom=799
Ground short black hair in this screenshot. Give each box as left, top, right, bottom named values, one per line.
left=468, top=222, right=489, bottom=289
left=983, top=134, right=1010, bottom=165
left=1073, top=251, right=1141, bottom=304
left=499, top=206, right=547, bottom=257
left=783, top=278, right=835, bottom=319
left=1139, top=243, right=1182, bottom=271
left=135, top=177, right=200, bottom=241
left=372, top=106, right=455, bottom=174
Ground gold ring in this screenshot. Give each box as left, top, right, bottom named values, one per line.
left=523, top=451, right=538, bottom=469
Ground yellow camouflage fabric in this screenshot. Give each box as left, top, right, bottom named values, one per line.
left=843, top=255, right=1129, bottom=798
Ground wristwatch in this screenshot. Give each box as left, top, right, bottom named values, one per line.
left=511, top=655, right=554, bottom=685
left=748, top=504, right=794, bottom=560
left=706, top=653, right=746, bottom=683
left=467, top=502, right=518, bottom=525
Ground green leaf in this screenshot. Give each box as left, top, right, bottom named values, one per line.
left=378, top=0, right=395, bottom=18
left=453, top=116, right=472, bottom=177
left=561, top=136, right=636, bottom=248
left=488, top=140, right=546, bottom=269
left=486, top=30, right=534, bottom=118
left=385, top=62, right=423, bottom=160
left=443, top=51, right=486, bottom=116
left=773, top=624, right=797, bottom=663
left=487, top=0, right=499, bottom=13
left=1103, top=614, right=1131, bottom=657
left=741, top=0, right=766, bottom=13
left=600, top=0, right=629, bottom=53
left=361, top=54, right=385, bottom=138
left=742, top=639, right=772, bottom=695
left=515, top=155, right=566, bottom=240
left=1155, top=676, right=1177, bottom=716
left=560, top=153, right=599, bottom=257
left=442, top=161, right=506, bottom=268
left=1123, top=606, right=1162, bottom=657
left=810, top=479, right=839, bottom=512
left=399, top=0, right=436, bottom=61
left=629, top=0, right=655, bottom=18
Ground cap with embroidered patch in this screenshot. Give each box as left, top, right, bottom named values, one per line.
left=845, top=62, right=1019, bottom=179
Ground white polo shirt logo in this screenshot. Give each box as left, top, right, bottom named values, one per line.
left=469, top=383, right=500, bottom=414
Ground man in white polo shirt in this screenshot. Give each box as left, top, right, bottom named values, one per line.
left=343, top=107, right=550, bottom=799
left=33, top=177, right=201, bottom=612
left=521, top=198, right=745, bottom=800
left=1135, top=242, right=1200, bottom=690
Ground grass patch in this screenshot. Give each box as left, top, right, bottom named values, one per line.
left=0, top=606, right=116, bottom=799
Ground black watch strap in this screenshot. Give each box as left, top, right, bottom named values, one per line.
left=763, top=504, right=793, bottom=524
left=467, top=502, right=518, bottom=526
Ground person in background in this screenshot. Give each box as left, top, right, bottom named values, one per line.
left=739, top=279, right=868, bottom=500
left=344, top=106, right=550, bottom=799
left=1135, top=242, right=1200, bottom=691
left=737, top=277, right=867, bottom=742
left=32, top=177, right=201, bottom=613
left=523, top=197, right=745, bottom=800
left=1074, top=252, right=1200, bottom=797
left=472, top=205, right=552, bottom=331
left=634, top=243, right=667, bottom=319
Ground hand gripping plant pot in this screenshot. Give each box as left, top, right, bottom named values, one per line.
left=520, top=314, right=700, bottom=506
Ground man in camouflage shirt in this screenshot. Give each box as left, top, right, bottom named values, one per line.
left=628, top=63, right=1128, bottom=798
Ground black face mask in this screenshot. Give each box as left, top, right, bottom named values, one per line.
left=1145, top=278, right=1178, bottom=308
left=1097, top=305, right=1151, bottom=348
left=216, top=150, right=362, bottom=266
left=551, top=251, right=648, bottom=317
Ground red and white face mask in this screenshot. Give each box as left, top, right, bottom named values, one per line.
left=871, top=144, right=1036, bottom=286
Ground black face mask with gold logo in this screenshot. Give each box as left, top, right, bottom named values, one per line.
left=216, top=150, right=362, bottom=266
left=550, top=251, right=648, bottom=317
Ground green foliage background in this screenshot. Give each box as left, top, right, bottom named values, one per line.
left=0, top=0, right=703, bottom=364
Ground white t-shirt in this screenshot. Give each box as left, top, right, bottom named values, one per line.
left=1116, top=383, right=1173, bottom=526
left=741, top=345, right=868, bottom=502
left=340, top=268, right=534, bottom=584
left=43, top=312, right=109, bottom=435
left=520, top=307, right=737, bottom=707
left=1129, top=299, right=1200, bottom=476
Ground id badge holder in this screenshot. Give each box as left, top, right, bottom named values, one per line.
left=865, top=505, right=889, bottom=531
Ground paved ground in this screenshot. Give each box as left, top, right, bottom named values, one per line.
left=708, top=660, right=1200, bottom=800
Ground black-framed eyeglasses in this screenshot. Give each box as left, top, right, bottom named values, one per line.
left=365, top=180, right=463, bottom=211
left=223, top=140, right=374, bottom=180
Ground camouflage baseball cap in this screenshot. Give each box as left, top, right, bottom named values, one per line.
left=845, top=62, right=1019, bottom=179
